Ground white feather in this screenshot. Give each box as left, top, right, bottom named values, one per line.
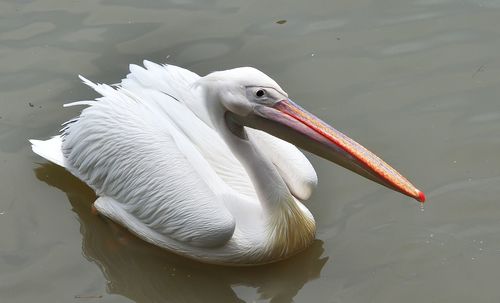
left=248, top=129, right=318, bottom=200
left=62, top=81, right=238, bottom=248
left=30, top=136, right=65, bottom=167
left=30, top=62, right=318, bottom=264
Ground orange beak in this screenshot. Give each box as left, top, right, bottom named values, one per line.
left=227, top=99, right=425, bottom=203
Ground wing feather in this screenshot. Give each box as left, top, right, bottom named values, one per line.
left=120, top=62, right=258, bottom=200
left=30, top=136, right=65, bottom=167
left=62, top=80, right=236, bottom=247
left=248, top=129, right=318, bottom=200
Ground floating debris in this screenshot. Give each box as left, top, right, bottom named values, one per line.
left=472, top=64, right=486, bottom=78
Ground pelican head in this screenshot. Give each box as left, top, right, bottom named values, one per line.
left=200, top=67, right=425, bottom=202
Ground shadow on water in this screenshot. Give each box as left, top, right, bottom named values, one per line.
left=34, top=163, right=328, bottom=303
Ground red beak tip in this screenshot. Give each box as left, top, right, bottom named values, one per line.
left=417, top=191, right=426, bottom=203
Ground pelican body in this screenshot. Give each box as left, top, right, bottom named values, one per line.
left=31, top=61, right=424, bottom=265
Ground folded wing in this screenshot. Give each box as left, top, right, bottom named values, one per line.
left=61, top=79, right=236, bottom=248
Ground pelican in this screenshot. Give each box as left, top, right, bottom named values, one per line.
left=30, top=61, right=425, bottom=265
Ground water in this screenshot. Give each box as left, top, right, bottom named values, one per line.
left=1, top=0, right=500, bottom=302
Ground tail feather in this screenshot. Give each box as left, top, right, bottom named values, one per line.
left=29, top=136, right=66, bottom=167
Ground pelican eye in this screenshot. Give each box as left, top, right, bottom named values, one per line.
left=255, top=89, right=266, bottom=98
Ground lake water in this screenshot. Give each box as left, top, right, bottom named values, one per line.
left=1, top=0, right=500, bottom=302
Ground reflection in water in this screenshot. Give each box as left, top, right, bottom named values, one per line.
left=34, top=164, right=327, bottom=303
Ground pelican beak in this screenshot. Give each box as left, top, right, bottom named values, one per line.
left=226, top=99, right=425, bottom=203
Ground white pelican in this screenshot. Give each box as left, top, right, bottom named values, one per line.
left=30, top=61, right=425, bottom=265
